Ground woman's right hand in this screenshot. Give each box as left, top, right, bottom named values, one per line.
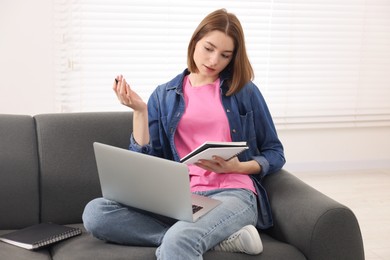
left=113, top=75, right=147, bottom=112
left=113, top=75, right=150, bottom=145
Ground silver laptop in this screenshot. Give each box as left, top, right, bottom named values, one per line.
left=93, top=142, right=221, bottom=222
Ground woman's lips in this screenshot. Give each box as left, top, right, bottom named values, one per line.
left=204, top=65, right=216, bottom=73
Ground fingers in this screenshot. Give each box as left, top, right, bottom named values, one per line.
left=112, top=75, right=147, bottom=111
left=113, top=76, right=126, bottom=104
left=113, top=75, right=131, bottom=100
left=119, top=78, right=131, bottom=96
left=195, top=156, right=239, bottom=174
left=195, top=157, right=224, bottom=172
left=113, top=75, right=123, bottom=91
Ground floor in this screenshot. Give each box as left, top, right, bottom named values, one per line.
left=293, top=168, right=390, bottom=260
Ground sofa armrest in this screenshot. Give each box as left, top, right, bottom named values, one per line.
left=262, top=169, right=364, bottom=260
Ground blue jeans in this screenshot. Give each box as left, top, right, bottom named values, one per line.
left=82, top=188, right=258, bottom=260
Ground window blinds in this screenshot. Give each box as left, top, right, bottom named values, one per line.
left=53, top=0, right=390, bottom=129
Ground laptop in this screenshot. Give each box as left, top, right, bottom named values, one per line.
left=93, top=142, right=221, bottom=222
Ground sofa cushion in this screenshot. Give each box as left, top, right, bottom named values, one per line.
left=0, top=115, right=40, bottom=229
left=49, top=225, right=305, bottom=260
left=34, top=112, right=133, bottom=224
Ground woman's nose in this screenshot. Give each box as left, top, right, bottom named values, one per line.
left=209, top=53, right=219, bottom=66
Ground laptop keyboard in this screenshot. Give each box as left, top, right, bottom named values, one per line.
left=192, top=204, right=203, bottom=214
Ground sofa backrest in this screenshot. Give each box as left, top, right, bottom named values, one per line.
left=0, top=115, right=40, bottom=229
left=34, top=112, right=133, bottom=224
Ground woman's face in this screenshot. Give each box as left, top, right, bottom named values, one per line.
left=193, top=30, right=234, bottom=80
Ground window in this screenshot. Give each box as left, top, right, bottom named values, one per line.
left=54, top=0, right=390, bottom=129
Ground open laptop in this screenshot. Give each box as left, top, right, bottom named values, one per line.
left=93, top=142, right=221, bottom=222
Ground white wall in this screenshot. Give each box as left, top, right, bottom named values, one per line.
left=0, top=0, right=54, bottom=115
left=279, top=126, right=390, bottom=173
left=1, top=0, right=389, bottom=172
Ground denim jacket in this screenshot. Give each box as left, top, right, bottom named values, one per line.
left=129, top=69, right=285, bottom=229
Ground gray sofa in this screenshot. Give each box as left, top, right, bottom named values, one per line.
left=0, top=112, right=365, bottom=260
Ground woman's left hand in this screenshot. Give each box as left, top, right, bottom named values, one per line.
left=194, top=157, right=261, bottom=175
left=194, top=156, right=241, bottom=174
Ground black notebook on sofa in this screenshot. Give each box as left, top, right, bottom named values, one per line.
left=0, top=223, right=81, bottom=250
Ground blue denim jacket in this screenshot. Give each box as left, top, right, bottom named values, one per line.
left=129, top=69, right=285, bottom=229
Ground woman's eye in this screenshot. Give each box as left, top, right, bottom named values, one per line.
left=205, top=47, right=212, bottom=52
left=222, top=54, right=230, bottom=59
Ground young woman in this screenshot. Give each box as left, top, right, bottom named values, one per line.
left=83, top=9, right=285, bottom=260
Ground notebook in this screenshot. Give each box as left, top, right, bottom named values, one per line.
left=93, top=142, right=221, bottom=222
left=180, top=141, right=248, bottom=165
left=0, top=223, right=81, bottom=250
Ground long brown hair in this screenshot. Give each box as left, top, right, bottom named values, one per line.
left=187, top=9, right=254, bottom=96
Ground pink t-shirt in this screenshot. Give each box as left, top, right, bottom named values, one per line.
left=174, top=76, right=256, bottom=194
